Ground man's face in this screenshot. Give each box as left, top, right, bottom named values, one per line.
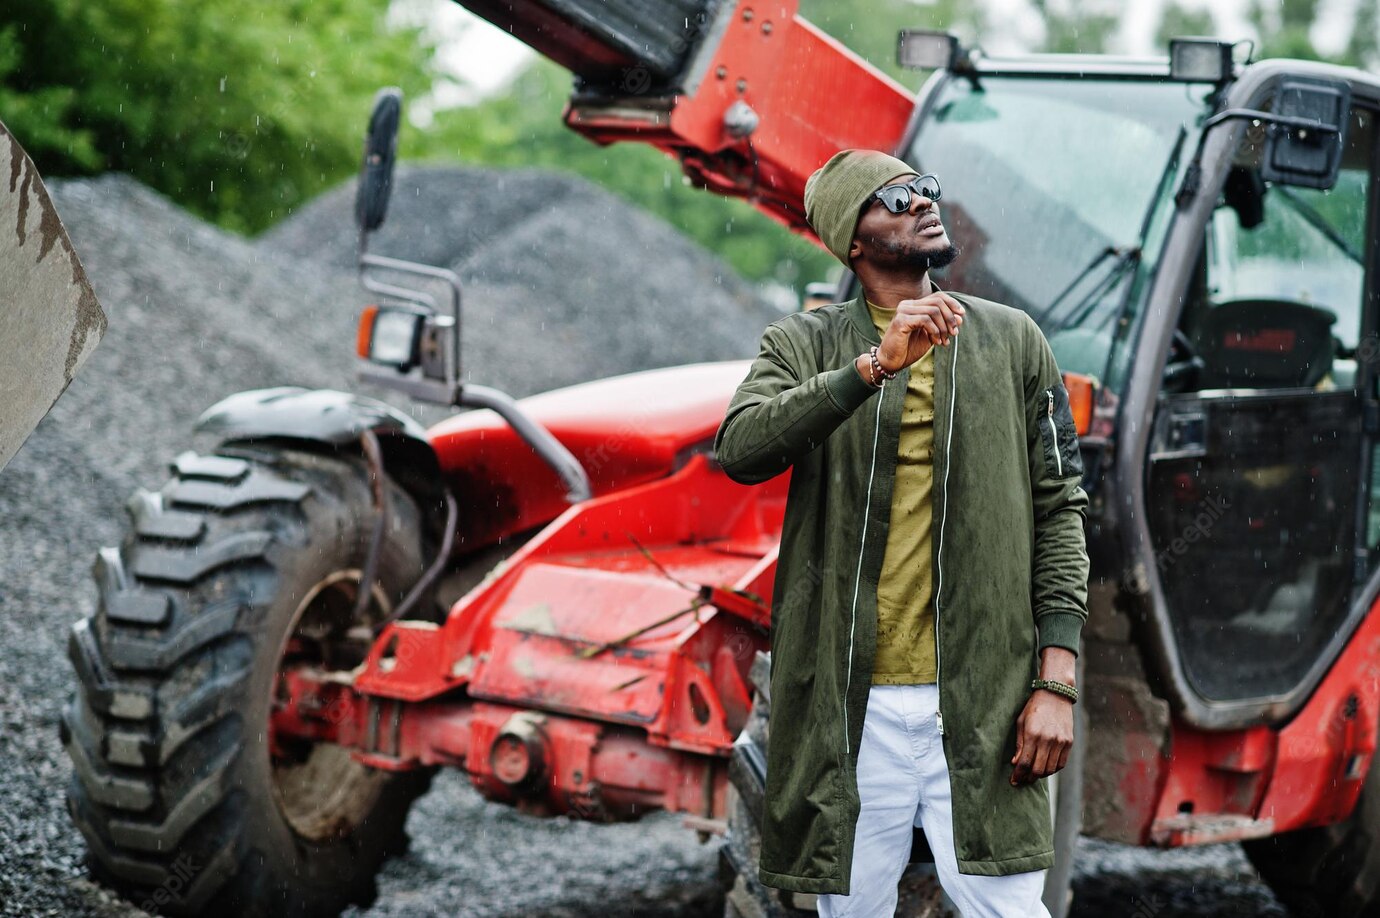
left=849, top=172, right=958, bottom=271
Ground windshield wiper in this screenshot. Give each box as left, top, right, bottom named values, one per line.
left=1035, top=125, right=1188, bottom=338
left=1032, top=244, right=1139, bottom=333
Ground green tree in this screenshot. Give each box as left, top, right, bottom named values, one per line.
left=0, top=26, right=98, bottom=168
left=1031, top=0, right=1118, bottom=53
left=1156, top=3, right=1215, bottom=48
left=0, top=0, right=434, bottom=232
left=1250, top=0, right=1320, bottom=60
left=1346, top=0, right=1379, bottom=70
left=1248, top=0, right=1338, bottom=63
left=798, top=0, right=983, bottom=81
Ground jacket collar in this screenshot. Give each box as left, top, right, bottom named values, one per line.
left=844, top=296, right=880, bottom=345
left=843, top=279, right=951, bottom=346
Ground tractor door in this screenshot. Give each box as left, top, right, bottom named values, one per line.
left=1147, top=100, right=1378, bottom=704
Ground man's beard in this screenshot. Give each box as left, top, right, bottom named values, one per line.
left=870, top=239, right=960, bottom=272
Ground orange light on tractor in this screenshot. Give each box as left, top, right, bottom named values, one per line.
left=1063, top=371, right=1095, bottom=436
left=356, top=305, right=379, bottom=359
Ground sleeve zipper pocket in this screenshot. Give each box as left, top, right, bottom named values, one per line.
left=1046, top=388, right=1062, bottom=478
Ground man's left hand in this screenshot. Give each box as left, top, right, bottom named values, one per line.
left=1010, top=647, right=1078, bottom=787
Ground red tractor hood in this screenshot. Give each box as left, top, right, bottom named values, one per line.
left=427, top=360, right=753, bottom=547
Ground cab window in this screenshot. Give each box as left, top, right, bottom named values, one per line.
left=1173, top=107, right=1373, bottom=393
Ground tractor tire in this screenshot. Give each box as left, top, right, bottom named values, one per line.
left=721, top=652, right=804, bottom=918
left=63, top=445, right=438, bottom=917
left=720, top=652, right=1082, bottom=918
left=1244, top=727, right=1380, bottom=918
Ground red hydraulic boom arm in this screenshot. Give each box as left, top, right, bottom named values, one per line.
left=454, top=0, right=915, bottom=239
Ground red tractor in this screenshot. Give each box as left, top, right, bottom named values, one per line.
left=63, top=2, right=1380, bottom=916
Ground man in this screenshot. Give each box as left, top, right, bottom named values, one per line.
left=713, top=149, right=1090, bottom=917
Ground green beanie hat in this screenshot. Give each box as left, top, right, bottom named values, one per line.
left=804, top=149, right=918, bottom=266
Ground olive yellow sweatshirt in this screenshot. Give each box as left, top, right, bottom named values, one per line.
left=865, top=299, right=937, bottom=685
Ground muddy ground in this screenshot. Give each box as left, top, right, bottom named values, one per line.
left=0, top=169, right=1290, bottom=917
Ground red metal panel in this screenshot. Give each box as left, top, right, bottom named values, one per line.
left=355, top=455, right=785, bottom=720
left=565, top=2, right=914, bottom=234
left=287, top=437, right=788, bottom=821
left=1144, top=594, right=1380, bottom=846
left=1147, top=725, right=1275, bottom=846
left=426, top=361, right=752, bottom=549
left=1255, top=600, right=1380, bottom=830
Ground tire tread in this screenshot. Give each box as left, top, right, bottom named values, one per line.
left=65, top=447, right=432, bottom=916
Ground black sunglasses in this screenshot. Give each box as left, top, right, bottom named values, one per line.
left=868, top=174, right=942, bottom=214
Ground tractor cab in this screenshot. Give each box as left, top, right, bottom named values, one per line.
left=893, top=39, right=1380, bottom=729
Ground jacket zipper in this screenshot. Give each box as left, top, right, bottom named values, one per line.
left=844, top=383, right=886, bottom=756
left=934, top=334, right=958, bottom=736
left=1046, top=388, right=1062, bottom=478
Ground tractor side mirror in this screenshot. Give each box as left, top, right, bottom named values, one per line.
left=355, top=87, right=403, bottom=233
left=1261, top=77, right=1350, bottom=191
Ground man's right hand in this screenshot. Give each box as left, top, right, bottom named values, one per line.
left=876, top=292, right=965, bottom=372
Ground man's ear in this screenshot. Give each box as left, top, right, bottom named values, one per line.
left=848, top=236, right=863, bottom=264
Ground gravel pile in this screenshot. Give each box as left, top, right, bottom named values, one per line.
left=262, top=164, right=780, bottom=398
left=0, top=169, right=1287, bottom=917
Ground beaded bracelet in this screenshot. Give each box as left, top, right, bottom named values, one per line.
left=862, top=353, right=881, bottom=387
left=1031, top=678, right=1078, bottom=704
left=869, top=346, right=897, bottom=384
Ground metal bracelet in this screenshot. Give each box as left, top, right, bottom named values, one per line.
left=1031, top=678, right=1078, bottom=703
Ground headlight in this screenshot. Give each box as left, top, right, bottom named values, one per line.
left=1168, top=38, right=1232, bottom=83
left=356, top=305, right=424, bottom=370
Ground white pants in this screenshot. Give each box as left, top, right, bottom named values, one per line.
left=817, top=683, right=1051, bottom=918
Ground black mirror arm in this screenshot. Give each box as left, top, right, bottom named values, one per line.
left=1174, top=107, right=1342, bottom=209
left=456, top=385, right=593, bottom=503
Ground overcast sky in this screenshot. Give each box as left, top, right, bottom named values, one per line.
left=405, top=0, right=1361, bottom=108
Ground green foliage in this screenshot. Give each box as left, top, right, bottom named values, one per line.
left=1156, top=3, right=1215, bottom=48
left=1247, top=0, right=1371, bottom=67
left=0, top=0, right=434, bottom=233
left=797, top=0, right=982, bottom=82
left=1346, top=1, right=1379, bottom=70
left=0, top=25, right=99, bottom=168
left=1031, top=0, right=1118, bottom=54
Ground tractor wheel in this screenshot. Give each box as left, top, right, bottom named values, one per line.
left=1244, top=731, right=1380, bottom=917
left=720, top=652, right=805, bottom=918
left=63, top=444, right=438, bottom=917
left=719, top=653, right=1082, bottom=918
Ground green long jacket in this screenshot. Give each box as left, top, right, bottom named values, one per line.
left=713, top=292, right=1091, bottom=894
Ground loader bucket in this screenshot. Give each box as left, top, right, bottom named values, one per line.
left=0, top=122, right=106, bottom=473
